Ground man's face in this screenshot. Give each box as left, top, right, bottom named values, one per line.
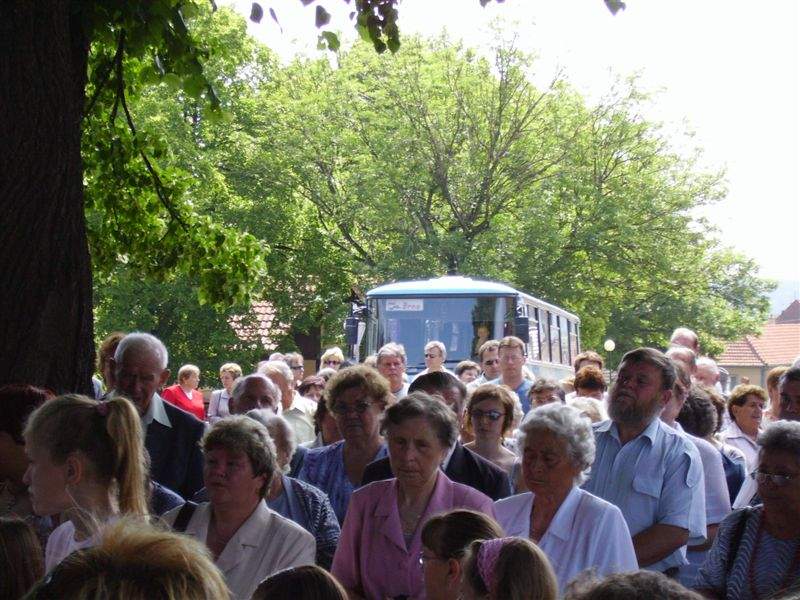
left=672, top=333, right=699, bottom=354
left=422, top=385, right=465, bottom=428
left=231, top=378, right=279, bottom=415
left=609, top=360, right=669, bottom=427
left=113, top=350, right=170, bottom=415
left=424, top=346, right=444, bottom=371
left=480, top=348, right=500, bottom=380
left=266, top=373, right=292, bottom=408
left=288, top=359, right=304, bottom=385
left=498, top=346, right=524, bottom=380
left=377, top=354, right=406, bottom=392
left=779, top=379, right=800, bottom=422
left=694, top=364, right=719, bottom=388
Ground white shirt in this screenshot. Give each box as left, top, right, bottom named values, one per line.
left=141, top=392, right=172, bottom=432
left=45, top=520, right=103, bottom=572
left=164, top=500, right=315, bottom=599
left=719, top=420, right=760, bottom=472
left=494, top=487, right=638, bottom=592
left=283, top=392, right=318, bottom=445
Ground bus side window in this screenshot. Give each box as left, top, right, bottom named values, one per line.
left=528, top=306, right=540, bottom=361
left=559, top=316, right=570, bottom=366
left=550, top=313, right=561, bottom=364
left=539, top=310, right=550, bottom=363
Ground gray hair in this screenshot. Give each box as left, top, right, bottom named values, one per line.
left=114, top=332, right=169, bottom=370
left=377, top=342, right=407, bottom=365
left=518, top=403, right=595, bottom=484
left=382, top=391, right=458, bottom=449
left=425, top=341, right=446, bottom=360
left=696, top=356, right=719, bottom=374
left=232, top=373, right=282, bottom=405
left=201, top=415, right=278, bottom=497
left=758, top=420, right=800, bottom=459
left=258, top=360, right=293, bottom=387
left=246, top=410, right=297, bottom=472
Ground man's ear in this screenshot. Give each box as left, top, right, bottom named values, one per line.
left=446, top=557, right=462, bottom=586
left=158, top=368, right=171, bottom=389
left=64, top=454, right=83, bottom=486
left=659, top=388, right=672, bottom=408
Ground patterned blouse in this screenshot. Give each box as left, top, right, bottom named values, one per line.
left=297, top=440, right=388, bottom=524
left=695, top=506, right=800, bottom=599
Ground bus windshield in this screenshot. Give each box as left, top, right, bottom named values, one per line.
left=367, top=296, right=515, bottom=371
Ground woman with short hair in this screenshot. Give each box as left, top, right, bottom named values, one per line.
left=420, top=509, right=503, bottom=600
left=463, top=384, right=518, bottom=475
left=695, top=420, right=800, bottom=599
left=494, top=403, right=637, bottom=593
left=298, top=366, right=391, bottom=523
left=208, top=363, right=243, bottom=423
left=161, top=364, right=205, bottom=420
left=320, top=347, right=345, bottom=371
left=460, top=537, right=558, bottom=600
left=252, top=565, right=348, bottom=600
left=302, top=389, right=342, bottom=450
left=331, top=392, right=495, bottom=600
left=720, top=384, right=768, bottom=472
left=165, top=416, right=315, bottom=599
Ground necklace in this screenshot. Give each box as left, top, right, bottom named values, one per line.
left=747, top=512, right=800, bottom=599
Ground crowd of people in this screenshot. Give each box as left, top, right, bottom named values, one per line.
left=1, top=326, right=799, bottom=599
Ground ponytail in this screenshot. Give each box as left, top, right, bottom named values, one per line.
left=24, top=395, right=149, bottom=518
left=103, top=397, right=149, bottom=516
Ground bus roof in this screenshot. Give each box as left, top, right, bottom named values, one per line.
left=366, top=276, right=580, bottom=322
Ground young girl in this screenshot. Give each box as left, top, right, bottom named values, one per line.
left=23, top=394, right=148, bottom=572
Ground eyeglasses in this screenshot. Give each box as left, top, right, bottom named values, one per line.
left=751, top=470, right=797, bottom=486
left=290, top=365, right=304, bottom=371
left=331, top=401, right=373, bottom=415
left=472, top=409, right=503, bottom=421
left=323, top=360, right=341, bottom=366
left=424, top=353, right=440, bottom=359
left=483, top=359, right=500, bottom=366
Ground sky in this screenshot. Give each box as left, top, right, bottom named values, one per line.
left=229, top=0, right=799, bottom=283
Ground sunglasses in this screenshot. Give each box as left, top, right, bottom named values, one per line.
left=472, top=409, right=503, bottom=421
left=424, top=353, right=441, bottom=359
left=324, top=360, right=341, bottom=366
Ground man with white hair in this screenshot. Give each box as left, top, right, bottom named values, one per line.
left=695, top=357, right=721, bottom=389
left=670, top=327, right=700, bottom=354
left=259, top=360, right=317, bottom=445
left=376, top=342, right=409, bottom=399
left=111, top=332, right=205, bottom=498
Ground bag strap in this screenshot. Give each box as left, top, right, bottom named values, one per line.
left=172, top=501, right=198, bottom=533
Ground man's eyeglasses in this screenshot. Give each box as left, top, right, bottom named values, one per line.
left=751, top=470, right=797, bottom=486
left=331, top=401, right=373, bottom=415
left=424, top=353, right=440, bottom=359
left=483, top=359, right=500, bottom=366
left=471, top=409, right=503, bottom=422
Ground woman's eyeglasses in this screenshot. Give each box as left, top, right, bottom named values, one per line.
left=751, top=470, right=797, bottom=486
left=471, top=409, right=503, bottom=421
left=331, top=401, right=373, bottom=415
left=323, top=360, right=341, bottom=366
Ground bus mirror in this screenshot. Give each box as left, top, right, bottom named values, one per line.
left=514, top=316, right=530, bottom=343
left=344, top=317, right=359, bottom=346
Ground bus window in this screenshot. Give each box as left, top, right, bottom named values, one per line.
left=569, top=321, right=580, bottom=361
left=539, top=310, right=550, bottom=362
left=559, top=316, right=570, bottom=365
left=550, top=313, right=561, bottom=364
left=528, top=306, right=540, bottom=360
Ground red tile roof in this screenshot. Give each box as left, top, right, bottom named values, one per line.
left=718, top=305, right=800, bottom=367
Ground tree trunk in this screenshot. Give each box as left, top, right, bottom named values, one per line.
left=0, top=1, right=94, bottom=394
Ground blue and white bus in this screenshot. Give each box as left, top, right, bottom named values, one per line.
left=345, top=276, right=581, bottom=380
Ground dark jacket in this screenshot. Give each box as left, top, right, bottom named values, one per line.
left=146, top=397, right=205, bottom=499
left=361, top=441, right=512, bottom=501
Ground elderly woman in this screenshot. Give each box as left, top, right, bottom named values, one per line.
left=720, top=384, right=768, bottom=472
left=298, top=375, right=326, bottom=403
left=421, top=509, right=503, bottom=600
left=528, top=378, right=565, bottom=409
left=298, top=366, right=391, bottom=523
left=320, top=347, right=345, bottom=371
left=463, top=384, right=518, bottom=475
left=165, top=416, right=315, bottom=600
left=161, top=364, right=205, bottom=420
left=494, top=403, right=637, bottom=593
left=302, top=390, right=342, bottom=450
left=208, top=363, right=243, bottom=423
left=331, top=392, right=495, bottom=599
left=247, top=410, right=340, bottom=570
left=695, top=420, right=800, bottom=599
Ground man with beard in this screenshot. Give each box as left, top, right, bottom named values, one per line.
left=582, top=348, right=705, bottom=577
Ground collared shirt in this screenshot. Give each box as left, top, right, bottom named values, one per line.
left=164, top=500, right=315, bottom=600
left=582, top=417, right=705, bottom=573
left=719, top=421, right=760, bottom=473
left=141, top=393, right=172, bottom=433
left=488, top=377, right=534, bottom=413
left=494, top=487, right=638, bottom=593
left=392, top=382, right=410, bottom=400
left=284, top=393, right=317, bottom=445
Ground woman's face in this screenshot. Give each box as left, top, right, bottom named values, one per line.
left=220, top=371, right=235, bottom=392
left=459, top=368, right=480, bottom=384
left=387, top=416, right=447, bottom=489
left=756, top=448, right=800, bottom=511
left=470, top=399, right=507, bottom=443
left=425, top=347, right=444, bottom=371
left=731, top=394, right=764, bottom=435
left=422, top=545, right=458, bottom=600
left=22, top=444, right=72, bottom=516
left=183, top=372, right=200, bottom=390
left=522, top=429, right=580, bottom=498
left=305, top=385, right=324, bottom=403
left=204, top=447, right=266, bottom=508
left=332, top=386, right=383, bottom=444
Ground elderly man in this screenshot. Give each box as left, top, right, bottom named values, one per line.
left=229, top=373, right=281, bottom=415
left=582, top=347, right=705, bottom=576
left=695, top=356, right=721, bottom=389
left=670, top=327, right=700, bottom=354
left=666, top=345, right=697, bottom=376
left=361, top=371, right=511, bottom=500
left=467, top=340, right=501, bottom=390
left=111, top=332, right=205, bottom=499
left=376, top=342, right=409, bottom=399
left=284, top=352, right=305, bottom=388
left=258, top=360, right=317, bottom=445
left=489, top=336, right=533, bottom=413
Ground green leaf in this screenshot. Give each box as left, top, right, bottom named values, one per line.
left=319, top=31, right=340, bottom=52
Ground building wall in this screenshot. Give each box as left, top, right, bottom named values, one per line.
left=720, top=365, right=767, bottom=388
